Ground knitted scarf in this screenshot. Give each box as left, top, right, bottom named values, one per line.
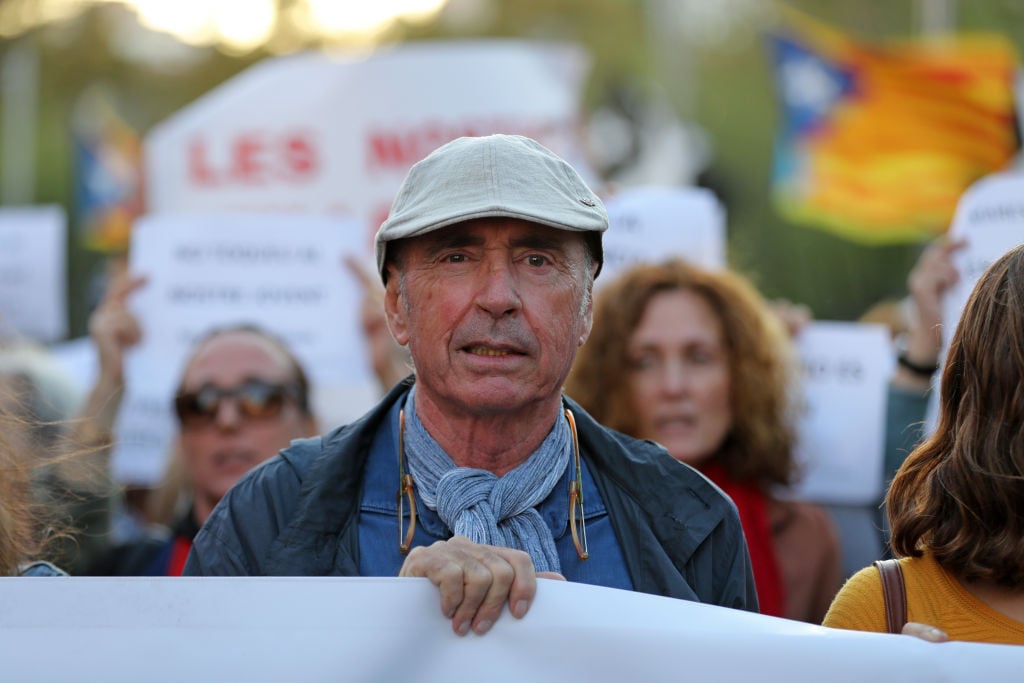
left=402, top=388, right=570, bottom=573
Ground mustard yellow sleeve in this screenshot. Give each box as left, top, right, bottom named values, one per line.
left=821, top=565, right=889, bottom=633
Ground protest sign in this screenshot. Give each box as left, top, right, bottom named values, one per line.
left=942, top=172, right=1024, bottom=347
left=0, top=205, right=66, bottom=342
left=599, top=185, right=726, bottom=284
left=114, top=212, right=376, bottom=485
left=789, top=321, right=894, bottom=505
left=922, top=173, right=1024, bottom=434
left=1, top=577, right=1019, bottom=682
left=145, top=40, right=592, bottom=241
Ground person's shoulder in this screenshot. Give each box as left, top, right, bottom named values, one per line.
left=18, top=561, right=67, bottom=577
left=822, top=562, right=886, bottom=631
left=771, top=498, right=837, bottom=537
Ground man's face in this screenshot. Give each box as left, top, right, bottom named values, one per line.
left=176, top=331, right=315, bottom=513
left=384, top=218, right=595, bottom=417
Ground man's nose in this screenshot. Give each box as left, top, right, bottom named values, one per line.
left=475, top=261, right=522, bottom=318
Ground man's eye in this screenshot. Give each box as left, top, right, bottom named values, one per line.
left=444, top=254, right=467, bottom=264
left=526, top=255, right=548, bottom=267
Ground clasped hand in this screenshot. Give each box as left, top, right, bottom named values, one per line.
left=398, top=536, right=564, bottom=636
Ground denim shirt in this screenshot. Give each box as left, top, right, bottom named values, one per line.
left=358, top=398, right=634, bottom=590
left=17, top=561, right=66, bottom=577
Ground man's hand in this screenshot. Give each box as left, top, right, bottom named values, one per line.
left=398, top=536, right=564, bottom=636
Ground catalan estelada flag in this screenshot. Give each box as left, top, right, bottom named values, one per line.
left=74, top=96, right=144, bottom=254
left=769, top=12, right=1020, bottom=244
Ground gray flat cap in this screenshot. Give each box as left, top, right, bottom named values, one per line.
left=375, top=134, right=607, bottom=282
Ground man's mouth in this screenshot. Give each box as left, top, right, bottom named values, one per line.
left=464, top=345, right=527, bottom=357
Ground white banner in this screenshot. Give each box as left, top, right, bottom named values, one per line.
left=789, top=321, right=895, bottom=505
left=600, top=185, right=726, bottom=284
left=0, top=205, right=66, bottom=342
left=1, top=578, right=1019, bottom=682
left=115, top=212, right=376, bottom=485
left=145, top=41, right=593, bottom=239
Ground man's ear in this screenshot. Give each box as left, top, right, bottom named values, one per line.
left=578, top=284, right=595, bottom=347
left=384, top=278, right=410, bottom=346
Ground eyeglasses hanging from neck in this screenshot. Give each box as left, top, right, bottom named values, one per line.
left=396, top=407, right=589, bottom=562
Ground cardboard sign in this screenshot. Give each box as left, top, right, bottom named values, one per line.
left=789, top=321, right=895, bottom=505
left=0, top=205, right=66, bottom=342
left=114, top=212, right=378, bottom=485
left=1, top=578, right=1020, bottom=682
left=145, top=41, right=593, bottom=243
left=600, top=185, right=726, bottom=284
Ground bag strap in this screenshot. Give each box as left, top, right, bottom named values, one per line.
left=874, top=559, right=907, bottom=634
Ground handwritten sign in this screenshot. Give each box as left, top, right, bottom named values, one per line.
left=1, top=578, right=1019, bottom=682
left=600, top=185, right=726, bottom=284
left=788, top=321, right=895, bottom=505
left=0, top=205, right=66, bottom=342
left=114, top=212, right=378, bottom=485
left=145, top=41, right=592, bottom=244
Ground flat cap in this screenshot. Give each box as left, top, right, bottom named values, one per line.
left=375, top=134, right=607, bottom=282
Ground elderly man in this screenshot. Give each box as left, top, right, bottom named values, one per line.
left=184, top=134, right=756, bottom=634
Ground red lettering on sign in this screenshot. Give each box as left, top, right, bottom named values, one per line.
left=284, top=134, right=317, bottom=179
left=364, top=119, right=572, bottom=173
left=187, top=131, right=319, bottom=187
left=189, top=139, right=218, bottom=186
left=232, top=134, right=265, bottom=183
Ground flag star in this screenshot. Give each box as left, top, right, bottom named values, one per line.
left=781, top=54, right=842, bottom=116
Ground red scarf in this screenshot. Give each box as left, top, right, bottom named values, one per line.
left=701, top=462, right=785, bottom=617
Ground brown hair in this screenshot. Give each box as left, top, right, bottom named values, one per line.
left=0, top=424, right=37, bottom=575
left=566, top=258, right=797, bottom=487
left=888, top=244, right=1024, bottom=586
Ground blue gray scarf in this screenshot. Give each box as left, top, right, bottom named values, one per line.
left=403, top=387, right=570, bottom=573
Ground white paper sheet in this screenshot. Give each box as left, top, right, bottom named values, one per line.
left=0, top=205, right=66, bottom=342
left=789, top=321, right=894, bottom=504
left=600, top=185, right=726, bottom=283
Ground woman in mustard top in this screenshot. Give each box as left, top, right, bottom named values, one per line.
left=824, top=244, right=1024, bottom=645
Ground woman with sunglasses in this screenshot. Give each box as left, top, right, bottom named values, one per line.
left=566, top=258, right=842, bottom=623
left=84, top=274, right=319, bottom=575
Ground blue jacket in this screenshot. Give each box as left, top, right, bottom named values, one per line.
left=184, top=380, right=757, bottom=611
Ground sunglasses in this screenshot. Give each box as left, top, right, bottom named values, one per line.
left=174, top=379, right=302, bottom=427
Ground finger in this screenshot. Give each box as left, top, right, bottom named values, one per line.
left=108, top=274, right=148, bottom=304
left=466, top=553, right=518, bottom=635
left=398, top=543, right=466, bottom=623
left=537, top=571, right=566, bottom=581
left=901, top=622, right=949, bottom=643
left=493, top=546, right=538, bottom=619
